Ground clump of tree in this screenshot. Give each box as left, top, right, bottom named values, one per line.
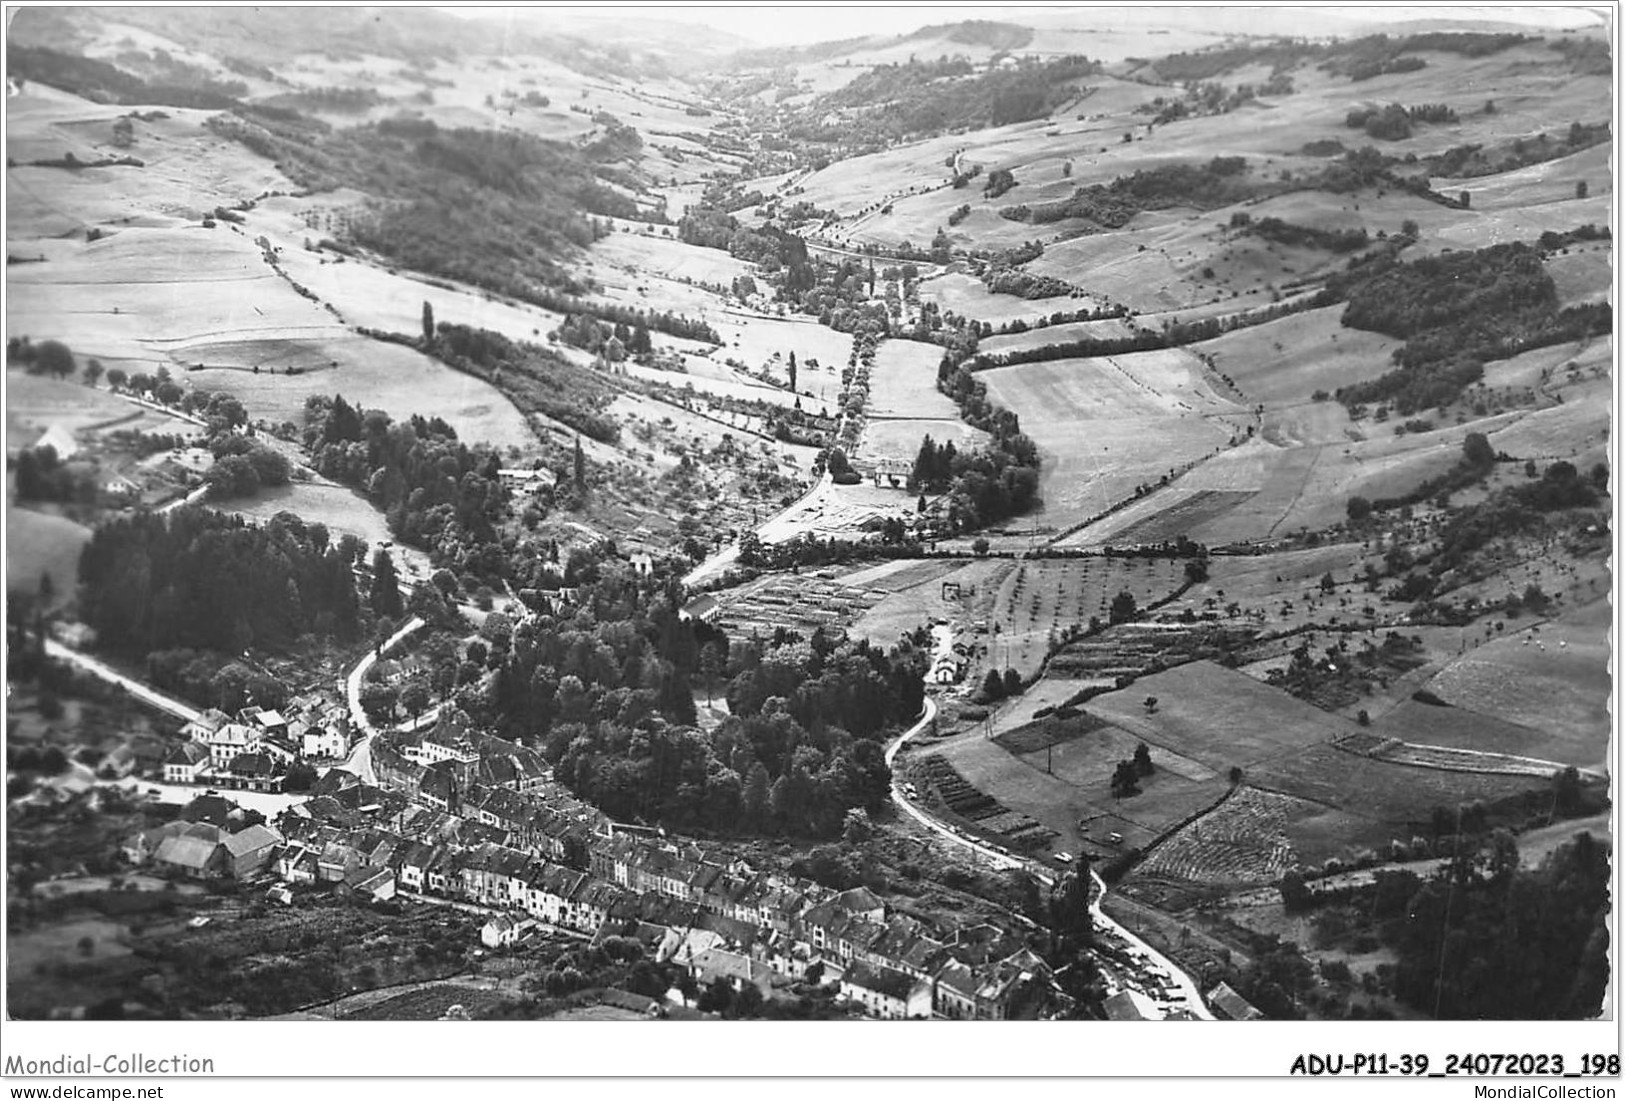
left=983, top=168, right=1018, bottom=199
left=302, top=394, right=511, bottom=580
left=1335, top=241, right=1612, bottom=415
left=204, top=438, right=292, bottom=499
left=486, top=569, right=922, bottom=838
left=78, top=508, right=364, bottom=659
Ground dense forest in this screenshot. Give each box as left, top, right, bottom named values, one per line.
left=303, top=395, right=513, bottom=579
left=931, top=366, right=1043, bottom=531
left=786, top=54, right=1101, bottom=147
left=1282, top=831, right=1609, bottom=1019
left=1001, top=156, right=1258, bottom=227
left=476, top=567, right=924, bottom=837
left=430, top=323, right=624, bottom=444
left=1335, top=241, right=1613, bottom=414
left=78, top=508, right=364, bottom=658
left=207, top=108, right=637, bottom=299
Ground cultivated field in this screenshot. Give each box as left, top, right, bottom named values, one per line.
left=1416, top=598, right=1612, bottom=771
left=976, top=317, right=1139, bottom=358
left=982, top=349, right=1246, bottom=536
left=1249, top=743, right=1553, bottom=847
left=866, top=339, right=958, bottom=419
left=5, top=373, right=161, bottom=439
left=1085, top=660, right=1352, bottom=770
left=1139, top=786, right=1309, bottom=884
left=974, top=555, right=1189, bottom=681
left=918, top=272, right=1091, bottom=326
left=1202, top=305, right=1402, bottom=406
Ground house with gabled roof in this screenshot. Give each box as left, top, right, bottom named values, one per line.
left=934, top=958, right=980, bottom=1019
left=223, top=823, right=283, bottom=878
left=317, top=839, right=363, bottom=884
left=122, top=821, right=189, bottom=866
left=181, top=708, right=231, bottom=743
left=687, top=947, right=775, bottom=998
left=200, top=722, right=260, bottom=770
left=834, top=886, right=885, bottom=923
left=223, top=751, right=285, bottom=793
left=481, top=914, right=536, bottom=949
left=154, top=830, right=228, bottom=879
left=1208, top=981, right=1264, bottom=1021
left=392, top=841, right=441, bottom=893
left=343, top=863, right=396, bottom=903
left=163, top=742, right=211, bottom=785
left=841, top=961, right=933, bottom=1020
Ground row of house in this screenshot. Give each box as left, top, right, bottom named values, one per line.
left=179, top=693, right=354, bottom=774
left=354, top=734, right=1062, bottom=1018
left=170, top=705, right=1066, bottom=1020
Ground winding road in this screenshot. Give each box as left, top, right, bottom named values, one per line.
left=885, top=694, right=1215, bottom=1020
left=339, top=615, right=427, bottom=784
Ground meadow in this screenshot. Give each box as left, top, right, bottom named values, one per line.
left=982, top=349, right=1245, bottom=536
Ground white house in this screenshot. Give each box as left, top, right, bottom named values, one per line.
left=203, top=723, right=260, bottom=770
left=162, top=742, right=211, bottom=784
left=480, top=914, right=536, bottom=949
left=840, top=962, right=933, bottom=1020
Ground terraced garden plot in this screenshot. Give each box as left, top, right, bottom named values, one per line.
left=933, top=721, right=1227, bottom=854
left=914, top=754, right=1057, bottom=850
left=971, top=555, right=1188, bottom=682
left=711, top=574, right=889, bottom=641
left=1139, top=787, right=1308, bottom=884
left=994, top=709, right=1109, bottom=755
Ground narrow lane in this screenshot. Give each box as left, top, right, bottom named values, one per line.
left=42, top=639, right=202, bottom=724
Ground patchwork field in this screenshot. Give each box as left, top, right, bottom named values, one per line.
left=846, top=558, right=1010, bottom=650
left=1139, top=787, right=1309, bottom=885
left=973, top=555, right=1189, bottom=681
